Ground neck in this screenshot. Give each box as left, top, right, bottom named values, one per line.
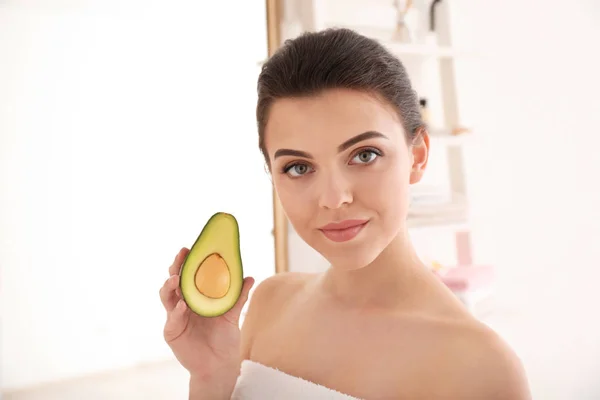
left=319, top=228, right=427, bottom=309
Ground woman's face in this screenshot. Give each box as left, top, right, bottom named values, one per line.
left=264, top=88, right=428, bottom=270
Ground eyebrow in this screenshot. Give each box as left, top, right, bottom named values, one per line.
left=273, top=131, right=388, bottom=160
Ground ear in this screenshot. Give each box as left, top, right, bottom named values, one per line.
left=409, top=128, right=429, bottom=185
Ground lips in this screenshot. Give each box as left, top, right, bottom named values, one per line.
left=318, top=219, right=369, bottom=242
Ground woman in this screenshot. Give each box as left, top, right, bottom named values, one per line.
left=159, top=28, right=531, bottom=399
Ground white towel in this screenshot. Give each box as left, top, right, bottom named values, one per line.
left=231, top=360, right=362, bottom=400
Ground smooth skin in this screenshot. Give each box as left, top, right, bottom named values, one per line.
left=160, top=88, right=531, bottom=399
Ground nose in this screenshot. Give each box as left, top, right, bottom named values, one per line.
left=317, top=170, right=353, bottom=210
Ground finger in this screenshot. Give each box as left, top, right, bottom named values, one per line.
left=169, top=247, right=189, bottom=276
left=226, top=276, right=255, bottom=320
left=164, top=298, right=189, bottom=343
left=159, top=275, right=180, bottom=312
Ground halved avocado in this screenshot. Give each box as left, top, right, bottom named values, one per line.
left=179, top=212, right=244, bottom=317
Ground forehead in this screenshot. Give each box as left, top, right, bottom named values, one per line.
left=264, top=88, right=404, bottom=151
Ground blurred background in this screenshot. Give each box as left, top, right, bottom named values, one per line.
left=1, top=0, right=599, bottom=399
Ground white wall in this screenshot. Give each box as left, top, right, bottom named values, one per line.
left=0, top=0, right=274, bottom=391
left=449, top=2, right=600, bottom=398
left=285, top=0, right=600, bottom=398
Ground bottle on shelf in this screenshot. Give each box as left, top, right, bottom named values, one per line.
left=419, top=97, right=430, bottom=125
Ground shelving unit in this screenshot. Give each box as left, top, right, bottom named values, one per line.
left=270, top=0, right=483, bottom=281
left=322, top=23, right=477, bottom=59
left=407, top=194, right=469, bottom=229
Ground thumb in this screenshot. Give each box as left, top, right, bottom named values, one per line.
left=226, top=276, right=255, bottom=321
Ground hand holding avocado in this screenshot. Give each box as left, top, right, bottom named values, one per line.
left=159, top=212, right=254, bottom=381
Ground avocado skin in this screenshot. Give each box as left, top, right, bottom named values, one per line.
left=179, top=212, right=244, bottom=317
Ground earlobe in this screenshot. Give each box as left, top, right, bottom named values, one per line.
left=409, top=129, right=429, bottom=184
left=409, top=169, right=424, bottom=185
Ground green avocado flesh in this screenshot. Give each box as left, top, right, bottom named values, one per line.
left=179, top=212, right=244, bottom=317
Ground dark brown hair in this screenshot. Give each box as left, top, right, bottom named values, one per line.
left=256, top=28, right=424, bottom=167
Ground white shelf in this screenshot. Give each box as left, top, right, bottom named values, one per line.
left=407, top=195, right=469, bottom=229
left=383, top=41, right=462, bottom=58
left=407, top=212, right=469, bottom=230
left=323, top=24, right=476, bottom=59
left=428, top=128, right=472, bottom=146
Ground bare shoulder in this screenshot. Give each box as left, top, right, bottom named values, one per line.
left=439, top=317, right=532, bottom=399
left=248, top=271, right=315, bottom=313
left=240, top=272, right=315, bottom=358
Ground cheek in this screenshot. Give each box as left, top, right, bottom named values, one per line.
left=272, top=175, right=313, bottom=225
left=356, top=162, right=411, bottom=238
left=358, top=159, right=411, bottom=210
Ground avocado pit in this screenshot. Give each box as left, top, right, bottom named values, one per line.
left=194, top=253, right=231, bottom=299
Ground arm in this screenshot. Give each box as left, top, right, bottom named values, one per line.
left=189, top=375, right=238, bottom=400
left=185, top=276, right=257, bottom=400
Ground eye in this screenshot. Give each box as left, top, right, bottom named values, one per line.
left=350, top=148, right=381, bottom=165
left=283, top=163, right=314, bottom=178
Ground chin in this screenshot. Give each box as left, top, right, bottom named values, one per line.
left=307, top=228, right=390, bottom=272
left=323, top=248, right=381, bottom=271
